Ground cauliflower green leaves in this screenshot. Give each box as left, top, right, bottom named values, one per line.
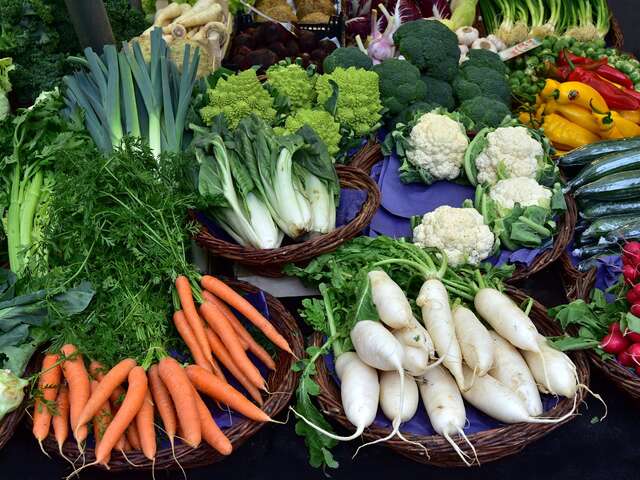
left=0, top=368, right=27, bottom=421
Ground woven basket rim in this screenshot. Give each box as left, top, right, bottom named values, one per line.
left=312, top=286, right=590, bottom=467
left=193, top=164, right=381, bottom=274
left=36, top=280, right=304, bottom=471
left=0, top=394, right=28, bottom=451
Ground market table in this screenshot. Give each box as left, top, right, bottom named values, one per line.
left=2, top=1, right=640, bottom=479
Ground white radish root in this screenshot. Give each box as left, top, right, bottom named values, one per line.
left=394, top=317, right=435, bottom=356
left=522, top=335, right=578, bottom=398
left=380, top=371, right=418, bottom=422
left=369, top=270, right=413, bottom=329
left=453, top=306, right=494, bottom=377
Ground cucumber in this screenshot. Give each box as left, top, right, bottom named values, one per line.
left=558, top=138, right=640, bottom=167
left=567, top=148, right=640, bottom=190
left=580, top=213, right=639, bottom=243
left=574, top=170, right=640, bottom=201
left=581, top=199, right=640, bottom=219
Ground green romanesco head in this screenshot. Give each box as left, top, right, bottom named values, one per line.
left=200, top=69, right=276, bottom=130
left=279, top=109, right=341, bottom=156
left=315, top=67, right=383, bottom=137
left=266, top=63, right=316, bottom=110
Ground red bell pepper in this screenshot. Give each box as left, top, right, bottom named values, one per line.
left=558, top=50, right=634, bottom=89
left=595, top=64, right=634, bottom=89
left=568, top=67, right=640, bottom=110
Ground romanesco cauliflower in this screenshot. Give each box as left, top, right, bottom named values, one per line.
left=315, top=67, right=383, bottom=137
left=413, top=206, right=495, bottom=266
left=200, top=69, right=276, bottom=129
left=277, top=109, right=341, bottom=156
left=489, top=177, right=552, bottom=211
left=406, top=112, right=469, bottom=182
left=266, top=63, right=316, bottom=110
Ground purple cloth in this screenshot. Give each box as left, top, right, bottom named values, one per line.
left=594, top=255, right=623, bottom=292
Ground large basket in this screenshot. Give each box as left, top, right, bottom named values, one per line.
left=38, top=280, right=304, bottom=471
left=0, top=399, right=28, bottom=451
left=193, top=165, right=380, bottom=277
left=559, top=251, right=597, bottom=302
left=312, top=287, right=590, bottom=467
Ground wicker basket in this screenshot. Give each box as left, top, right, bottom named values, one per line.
left=559, top=251, right=597, bottom=302
left=312, top=286, right=590, bottom=467
left=193, top=165, right=381, bottom=277
left=38, top=280, right=304, bottom=471
left=608, top=13, right=624, bottom=50
left=0, top=401, right=28, bottom=451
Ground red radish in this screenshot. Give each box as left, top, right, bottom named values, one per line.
left=623, top=241, right=640, bottom=265
left=627, top=343, right=640, bottom=366
left=609, top=322, right=621, bottom=335
left=627, top=289, right=640, bottom=305
left=623, top=265, right=637, bottom=284
left=624, top=328, right=640, bottom=343
left=601, top=332, right=629, bottom=354
left=631, top=304, right=640, bottom=317
left=617, top=350, right=634, bottom=367
left=636, top=365, right=640, bottom=375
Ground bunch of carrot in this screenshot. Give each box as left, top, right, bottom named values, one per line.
left=31, top=275, right=293, bottom=469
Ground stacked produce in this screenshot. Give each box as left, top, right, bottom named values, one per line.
left=286, top=236, right=583, bottom=469
left=254, top=0, right=336, bottom=23
left=0, top=58, right=13, bottom=121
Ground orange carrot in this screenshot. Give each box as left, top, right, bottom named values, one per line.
left=52, top=384, right=69, bottom=453
left=175, top=276, right=216, bottom=368
left=203, top=292, right=276, bottom=370
left=173, top=310, right=213, bottom=374
left=186, top=365, right=270, bottom=422
left=121, top=436, right=132, bottom=451
left=201, top=275, right=292, bottom=354
left=60, top=344, right=91, bottom=445
left=158, top=357, right=201, bottom=448
left=191, top=386, right=232, bottom=456
left=135, top=390, right=156, bottom=461
left=200, top=302, right=265, bottom=390
left=90, top=380, right=113, bottom=465
left=148, top=364, right=177, bottom=444
left=76, top=358, right=137, bottom=432
left=32, top=353, right=61, bottom=443
left=205, top=328, right=263, bottom=406
left=89, top=360, right=108, bottom=381
left=126, top=422, right=142, bottom=450
left=95, top=366, right=148, bottom=465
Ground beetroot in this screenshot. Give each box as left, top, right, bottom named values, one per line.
left=601, top=332, right=630, bottom=354
left=269, top=42, right=289, bottom=59
left=243, top=49, right=279, bottom=70
left=232, top=33, right=255, bottom=50
left=319, top=39, right=338, bottom=54
left=298, top=30, right=318, bottom=53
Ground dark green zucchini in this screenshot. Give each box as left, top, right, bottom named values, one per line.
left=572, top=243, right=618, bottom=259
left=606, top=219, right=640, bottom=242
left=580, top=213, right=639, bottom=243
left=558, top=138, right=640, bottom=167
left=567, top=148, right=640, bottom=190
left=581, top=199, right=640, bottom=219
left=574, top=170, right=640, bottom=201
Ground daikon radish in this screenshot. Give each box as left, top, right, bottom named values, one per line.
left=395, top=340, right=430, bottom=376
left=379, top=371, right=418, bottom=422
left=369, top=270, right=413, bottom=329
left=489, top=332, right=542, bottom=416
left=417, top=279, right=465, bottom=389
left=453, top=306, right=494, bottom=377
left=394, top=318, right=435, bottom=357
left=522, top=335, right=578, bottom=398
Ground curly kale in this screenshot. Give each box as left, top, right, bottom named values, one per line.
left=453, top=66, right=511, bottom=105
left=421, top=75, right=455, bottom=111
left=373, top=58, right=427, bottom=117
left=393, top=19, right=460, bottom=82
left=322, top=47, right=373, bottom=73
left=105, top=0, right=149, bottom=43
left=457, top=96, right=512, bottom=130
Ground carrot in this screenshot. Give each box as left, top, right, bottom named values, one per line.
left=94, top=366, right=148, bottom=465
left=60, top=344, right=91, bottom=445
left=90, top=380, right=113, bottom=465
left=32, top=353, right=61, bottom=443
left=148, top=364, right=177, bottom=444
left=105, top=380, right=134, bottom=450
left=52, top=384, right=69, bottom=456
left=186, top=365, right=270, bottom=422
left=203, top=291, right=276, bottom=370
left=135, top=390, right=156, bottom=461
left=158, top=357, right=201, bottom=448
left=201, top=275, right=292, bottom=354
left=205, top=328, right=263, bottom=406
left=175, top=276, right=216, bottom=369
left=76, top=358, right=137, bottom=432
left=173, top=310, right=214, bottom=374
left=191, top=386, right=232, bottom=455
left=89, top=360, right=108, bottom=381
left=126, top=422, right=142, bottom=450
left=200, top=302, right=266, bottom=390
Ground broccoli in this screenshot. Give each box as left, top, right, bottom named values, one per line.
left=391, top=101, right=438, bottom=127
left=373, top=59, right=427, bottom=117
left=322, top=47, right=373, bottom=73
left=421, top=75, right=455, bottom=111
left=463, top=49, right=507, bottom=75
left=393, top=20, right=460, bottom=82
left=453, top=66, right=511, bottom=105
left=457, top=97, right=512, bottom=131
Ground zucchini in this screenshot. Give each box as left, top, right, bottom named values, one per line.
left=581, top=199, right=640, bottom=219
left=580, top=213, right=639, bottom=243
left=572, top=243, right=618, bottom=259
left=606, top=219, right=640, bottom=242
left=558, top=138, right=640, bottom=167
left=574, top=170, right=640, bottom=201
left=567, top=148, right=640, bottom=190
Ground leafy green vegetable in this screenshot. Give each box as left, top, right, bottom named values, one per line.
left=0, top=368, right=28, bottom=421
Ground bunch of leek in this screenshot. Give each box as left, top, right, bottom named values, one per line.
left=63, top=28, right=200, bottom=156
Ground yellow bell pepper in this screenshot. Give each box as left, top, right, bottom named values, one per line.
left=550, top=102, right=612, bottom=133
left=600, top=125, right=625, bottom=139
left=611, top=112, right=640, bottom=137
left=554, top=81, right=610, bottom=113
left=542, top=113, right=600, bottom=148
left=617, top=110, right=640, bottom=124
left=540, top=79, right=561, bottom=100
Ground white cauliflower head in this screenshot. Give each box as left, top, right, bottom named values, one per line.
left=474, top=126, right=544, bottom=185
left=489, top=177, right=552, bottom=211
left=413, top=206, right=495, bottom=267
left=407, top=112, right=469, bottom=181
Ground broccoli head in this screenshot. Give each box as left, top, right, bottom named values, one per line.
left=373, top=59, right=427, bottom=116
left=391, top=101, right=438, bottom=127
left=457, top=96, right=512, bottom=131
left=453, top=66, right=511, bottom=105
left=421, top=75, right=455, bottom=111
left=463, top=49, right=507, bottom=75
left=266, top=63, right=316, bottom=110
left=393, top=20, right=460, bottom=82
left=322, top=47, right=373, bottom=73
left=277, top=108, right=341, bottom=156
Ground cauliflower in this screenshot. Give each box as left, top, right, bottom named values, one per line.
left=266, top=63, right=316, bottom=110
left=489, top=177, right=552, bottom=211
left=413, top=206, right=495, bottom=266
left=466, top=126, right=544, bottom=186
left=405, top=112, right=469, bottom=182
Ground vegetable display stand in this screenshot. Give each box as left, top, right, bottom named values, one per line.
left=310, top=287, right=590, bottom=467
left=193, top=165, right=380, bottom=277
left=36, top=281, right=304, bottom=471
